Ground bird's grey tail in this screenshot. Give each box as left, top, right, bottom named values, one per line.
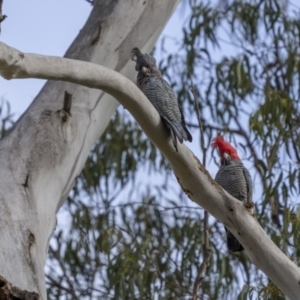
left=169, top=126, right=178, bottom=152
left=226, top=228, right=244, bottom=252
left=163, top=119, right=192, bottom=152
left=180, top=108, right=192, bottom=142
left=227, top=237, right=244, bottom=252
left=183, top=123, right=192, bottom=142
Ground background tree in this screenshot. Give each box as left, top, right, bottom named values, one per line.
left=45, top=0, right=300, bottom=299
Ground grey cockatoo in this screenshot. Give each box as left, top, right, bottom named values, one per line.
left=131, top=47, right=192, bottom=152
left=211, top=136, right=253, bottom=252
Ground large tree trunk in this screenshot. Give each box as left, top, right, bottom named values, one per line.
left=0, top=1, right=180, bottom=298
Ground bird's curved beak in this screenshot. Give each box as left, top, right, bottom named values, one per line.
left=141, top=66, right=151, bottom=76
left=223, top=152, right=230, bottom=159
left=223, top=152, right=231, bottom=163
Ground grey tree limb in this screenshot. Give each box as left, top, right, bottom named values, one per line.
left=0, top=41, right=299, bottom=299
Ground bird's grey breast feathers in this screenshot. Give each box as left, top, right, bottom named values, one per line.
left=215, top=160, right=250, bottom=202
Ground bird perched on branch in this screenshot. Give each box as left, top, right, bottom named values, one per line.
left=131, top=47, right=192, bottom=152
left=211, top=136, right=253, bottom=252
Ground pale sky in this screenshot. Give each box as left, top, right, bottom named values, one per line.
left=0, top=1, right=185, bottom=118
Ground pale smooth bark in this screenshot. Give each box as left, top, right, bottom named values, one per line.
left=1, top=42, right=300, bottom=300
left=0, top=0, right=180, bottom=298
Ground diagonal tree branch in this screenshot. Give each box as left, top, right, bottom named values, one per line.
left=0, top=42, right=300, bottom=299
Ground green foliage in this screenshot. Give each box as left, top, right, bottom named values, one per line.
left=46, top=0, right=300, bottom=299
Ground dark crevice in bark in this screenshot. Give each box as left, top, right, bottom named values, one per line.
left=21, top=174, right=29, bottom=188
left=91, top=22, right=102, bottom=45
left=61, top=91, right=73, bottom=122
left=0, top=275, right=39, bottom=300
left=65, top=0, right=119, bottom=61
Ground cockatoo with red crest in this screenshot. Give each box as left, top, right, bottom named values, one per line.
left=211, top=136, right=253, bottom=252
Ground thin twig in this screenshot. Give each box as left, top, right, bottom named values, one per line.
left=190, top=84, right=211, bottom=300
left=192, top=211, right=211, bottom=300
left=45, top=275, right=78, bottom=297
left=49, top=245, right=79, bottom=300
left=0, top=0, right=7, bottom=34
left=190, top=84, right=207, bottom=166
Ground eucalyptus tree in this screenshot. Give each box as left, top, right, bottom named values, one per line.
left=0, top=1, right=300, bottom=300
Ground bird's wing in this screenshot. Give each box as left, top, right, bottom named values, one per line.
left=144, top=77, right=182, bottom=122
left=160, top=79, right=184, bottom=121
left=160, top=79, right=192, bottom=142
left=143, top=77, right=186, bottom=146
left=243, top=167, right=253, bottom=203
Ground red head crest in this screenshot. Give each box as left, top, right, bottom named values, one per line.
left=211, top=136, right=240, bottom=162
